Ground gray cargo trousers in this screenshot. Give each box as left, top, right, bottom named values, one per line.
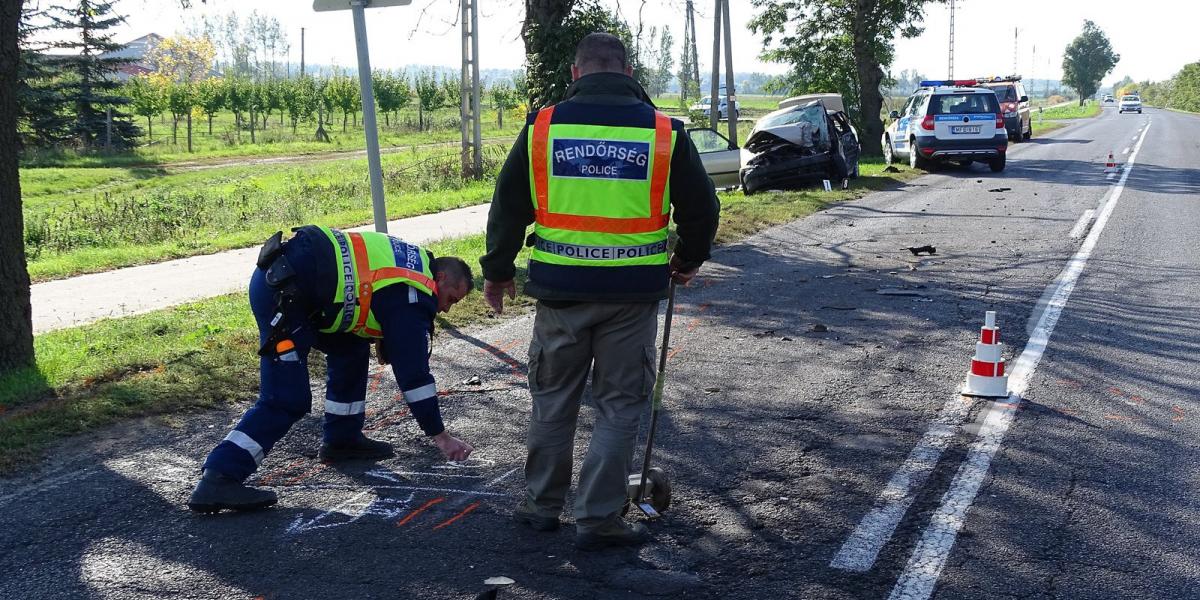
left=523, top=299, right=659, bottom=532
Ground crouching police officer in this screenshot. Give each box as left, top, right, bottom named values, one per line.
left=188, top=225, right=475, bottom=513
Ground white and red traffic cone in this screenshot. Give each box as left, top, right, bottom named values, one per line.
left=1104, top=152, right=1117, bottom=174
left=962, top=311, right=1009, bottom=398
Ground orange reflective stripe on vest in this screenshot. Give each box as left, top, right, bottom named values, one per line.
left=531, top=106, right=673, bottom=234
left=345, top=232, right=439, bottom=336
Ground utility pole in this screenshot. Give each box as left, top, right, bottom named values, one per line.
left=688, top=0, right=700, bottom=102
left=460, top=0, right=482, bottom=179
left=300, top=27, right=306, bottom=77
left=682, top=0, right=701, bottom=104
left=708, top=0, right=721, bottom=131
left=720, top=0, right=737, bottom=146
left=1031, top=44, right=1036, bottom=95
left=1013, top=27, right=1019, bottom=75
left=947, top=0, right=955, bottom=78
left=706, top=0, right=736, bottom=143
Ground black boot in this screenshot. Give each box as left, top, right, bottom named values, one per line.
left=576, top=517, right=650, bottom=551
left=187, top=469, right=278, bottom=514
left=317, top=435, right=394, bottom=461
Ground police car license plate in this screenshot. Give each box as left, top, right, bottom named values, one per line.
left=951, top=125, right=981, bottom=134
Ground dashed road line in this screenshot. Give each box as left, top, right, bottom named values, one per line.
left=887, top=119, right=1153, bottom=600
left=829, top=396, right=974, bottom=572
left=1068, top=209, right=1096, bottom=239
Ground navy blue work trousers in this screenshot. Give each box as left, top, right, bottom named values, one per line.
left=202, top=268, right=371, bottom=480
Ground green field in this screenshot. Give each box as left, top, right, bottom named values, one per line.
left=1, top=160, right=921, bottom=469
left=1038, top=99, right=1101, bottom=120
left=21, top=142, right=511, bottom=281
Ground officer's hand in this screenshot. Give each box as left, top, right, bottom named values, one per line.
left=432, top=431, right=474, bottom=462
left=669, top=255, right=700, bottom=286
left=483, top=279, right=516, bottom=315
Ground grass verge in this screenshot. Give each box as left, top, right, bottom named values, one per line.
left=1038, top=100, right=1100, bottom=120
left=0, top=160, right=920, bottom=471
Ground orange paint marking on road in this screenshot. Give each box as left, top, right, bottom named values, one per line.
left=666, top=347, right=683, bottom=360
left=283, top=462, right=328, bottom=486
left=1172, top=406, right=1185, bottom=422
left=256, top=458, right=308, bottom=487
left=432, top=501, right=482, bottom=530
left=395, top=496, right=446, bottom=527
left=363, top=407, right=411, bottom=433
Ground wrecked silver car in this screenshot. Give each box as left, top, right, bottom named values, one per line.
left=739, top=94, right=861, bottom=194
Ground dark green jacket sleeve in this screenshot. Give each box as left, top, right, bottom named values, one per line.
left=480, top=126, right=533, bottom=283
left=667, top=123, right=721, bottom=268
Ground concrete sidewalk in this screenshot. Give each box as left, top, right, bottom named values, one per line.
left=32, top=204, right=490, bottom=334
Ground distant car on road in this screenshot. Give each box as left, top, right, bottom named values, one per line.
left=882, top=80, right=1008, bottom=172
left=1103, top=94, right=1115, bottom=103
left=738, top=93, right=861, bottom=194
left=979, top=77, right=1032, bottom=142
left=690, top=96, right=740, bottom=120
left=1118, top=95, right=1143, bottom=113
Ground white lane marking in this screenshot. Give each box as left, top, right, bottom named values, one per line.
left=1107, top=172, right=1117, bottom=180
left=830, top=397, right=973, bottom=571
left=1068, top=209, right=1096, bottom=239
left=1122, top=147, right=1130, bottom=154
left=887, top=119, right=1153, bottom=600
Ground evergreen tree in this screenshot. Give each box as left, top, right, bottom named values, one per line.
left=17, top=5, right=72, bottom=148
left=44, top=0, right=139, bottom=148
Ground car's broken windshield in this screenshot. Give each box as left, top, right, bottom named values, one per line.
left=757, top=103, right=825, bottom=131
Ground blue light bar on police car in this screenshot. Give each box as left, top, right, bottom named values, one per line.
left=919, top=80, right=982, bottom=88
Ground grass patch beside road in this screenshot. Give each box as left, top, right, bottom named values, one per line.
left=1038, top=100, right=1100, bottom=120
left=0, top=160, right=919, bottom=471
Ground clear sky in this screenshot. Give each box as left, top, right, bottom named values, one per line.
left=60, top=0, right=1198, bottom=86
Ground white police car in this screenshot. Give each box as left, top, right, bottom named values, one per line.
left=883, top=80, right=1008, bottom=172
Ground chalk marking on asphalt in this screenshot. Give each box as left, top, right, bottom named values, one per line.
left=484, top=467, right=521, bottom=488
left=887, top=119, right=1153, bottom=600
left=364, top=468, right=482, bottom=482
left=286, top=489, right=378, bottom=535
left=271, top=483, right=510, bottom=496
left=829, top=396, right=974, bottom=572
left=1068, top=210, right=1096, bottom=239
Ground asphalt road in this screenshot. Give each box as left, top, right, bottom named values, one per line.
left=1, top=106, right=1196, bottom=600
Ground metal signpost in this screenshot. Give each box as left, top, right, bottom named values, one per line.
left=313, top=0, right=414, bottom=233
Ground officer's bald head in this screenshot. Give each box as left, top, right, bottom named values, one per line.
left=573, top=32, right=632, bottom=78
left=433, top=256, right=474, bottom=313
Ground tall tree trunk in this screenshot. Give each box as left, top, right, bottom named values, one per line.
left=0, top=0, right=35, bottom=373
left=208, top=114, right=213, bottom=135
left=186, top=112, right=193, bottom=153
left=249, top=107, right=256, bottom=143
left=172, top=115, right=178, bottom=145
left=852, top=1, right=885, bottom=157
left=146, top=115, right=152, bottom=139
left=342, top=113, right=348, bottom=133
left=498, top=107, right=504, bottom=129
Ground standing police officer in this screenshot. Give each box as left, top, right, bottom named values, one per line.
left=188, top=225, right=475, bottom=513
left=481, top=33, right=720, bottom=549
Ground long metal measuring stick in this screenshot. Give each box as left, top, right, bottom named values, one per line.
left=635, top=280, right=677, bottom=504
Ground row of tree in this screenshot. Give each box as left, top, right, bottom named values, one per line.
left=1132, top=63, right=1200, bottom=113
left=118, top=69, right=526, bottom=152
